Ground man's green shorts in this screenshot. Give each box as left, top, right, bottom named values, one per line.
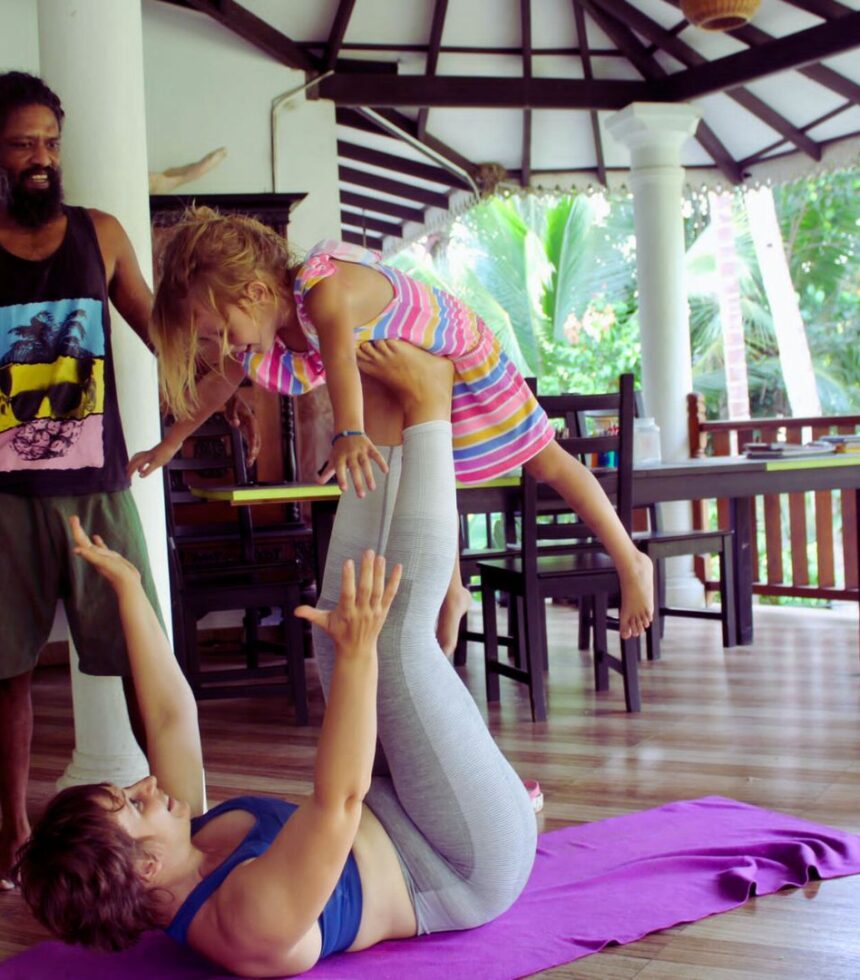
left=0, top=490, right=164, bottom=680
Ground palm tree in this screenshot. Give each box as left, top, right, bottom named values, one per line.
left=2, top=307, right=93, bottom=366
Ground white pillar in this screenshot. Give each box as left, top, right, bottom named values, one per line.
left=38, top=0, right=168, bottom=787
left=606, top=102, right=704, bottom=606
left=57, top=646, right=149, bottom=790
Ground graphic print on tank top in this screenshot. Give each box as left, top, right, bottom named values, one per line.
left=0, top=297, right=106, bottom=471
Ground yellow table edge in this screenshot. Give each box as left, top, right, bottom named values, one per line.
left=764, top=454, right=860, bottom=472
left=191, top=475, right=522, bottom=505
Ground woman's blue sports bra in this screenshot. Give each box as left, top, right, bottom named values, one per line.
left=165, top=795, right=363, bottom=958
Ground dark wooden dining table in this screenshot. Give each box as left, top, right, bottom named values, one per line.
left=193, top=453, right=860, bottom=649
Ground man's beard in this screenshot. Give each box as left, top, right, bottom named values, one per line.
left=0, top=165, right=64, bottom=227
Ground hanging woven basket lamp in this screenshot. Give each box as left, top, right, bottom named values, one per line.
left=680, top=0, right=761, bottom=31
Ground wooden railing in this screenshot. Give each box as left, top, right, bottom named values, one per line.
left=687, top=394, right=860, bottom=603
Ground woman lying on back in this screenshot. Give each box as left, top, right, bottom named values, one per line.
left=14, top=346, right=536, bottom=977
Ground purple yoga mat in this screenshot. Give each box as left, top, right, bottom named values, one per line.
left=4, top=796, right=860, bottom=980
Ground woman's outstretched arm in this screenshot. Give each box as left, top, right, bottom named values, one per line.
left=68, top=517, right=205, bottom=815
left=208, top=551, right=401, bottom=976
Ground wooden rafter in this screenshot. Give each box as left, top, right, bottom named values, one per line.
left=318, top=74, right=652, bottom=108
left=780, top=0, right=854, bottom=19
left=592, top=0, right=821, bottom=159
left=339, top=166, right=451, bottom=209
left=728, top=20, right=860, bottom=108
left=661, top=12, right=860, bottom=101
left=572, top=1, right=607, bottom=187
left=578, top=0, right=745, bottom=183
left=175, top=0, right=321, bottom=72
left=521, top=0, right=533, bottom=187
left=739, top=101, right=853, bottom=166
left=341, top=210, right=403, bottom=237
left=324, top=0, right=357, bottom=71
left=338, top=106, right=478, bottom=180
left=417, top=0, right=449, bottom=141
left=337, top=140, right=472, bottom=190
left=342, top=229, right=384, bottom=248
left=341, top=190, right=425, bottom=224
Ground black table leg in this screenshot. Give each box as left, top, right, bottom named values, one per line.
left=730, top=495, right=754, bottom=645
left=311, top=499, right=337, bottom=587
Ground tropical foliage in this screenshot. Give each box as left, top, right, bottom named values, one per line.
left=389, top=167, right=860, bottom=418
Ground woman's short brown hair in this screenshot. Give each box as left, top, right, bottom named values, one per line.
left=150, top=206, right=299, bottom=419
left=13, top=783, right=168, bottom=951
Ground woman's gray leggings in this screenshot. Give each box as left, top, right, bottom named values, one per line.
left=311, top=420, right=536, bottom=934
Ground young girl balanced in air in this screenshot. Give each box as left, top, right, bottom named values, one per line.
left=132, top=208, right=653, bottom=648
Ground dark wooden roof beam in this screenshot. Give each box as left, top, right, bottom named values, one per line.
left=177, top=0, right=321, bottom=72
left=417, top=0, right=450, bottom=141
left=662, top=13, right=860, bottom=101
left=590, top=0, right=820, bottom=158
left=340, top=190, right=426, bottom=223
left=324, top=0, right=357, bottom=71
left=728, top=20, right=860, bottom=107
left=572, top=1, right=606, bottom=186
left=342, top=230, right=384, bottom=249
left=780, top=0, right=855, bottom=19
left=337, top=140, right=471, bottom=190
left=521, top=0, right=533, bottom=187
left=319, top=74, right=653, bottom=108
left=339, top=166, right=451, bottom=209
left=579, top=0, right=744, bottom=183
left=341, top=210, right=403, bottom=237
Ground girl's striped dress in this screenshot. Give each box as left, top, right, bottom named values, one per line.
left=244, top=240, right=554, bottom=484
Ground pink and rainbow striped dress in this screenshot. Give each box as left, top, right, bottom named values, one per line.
left=244, top=240, right=554, bottom=483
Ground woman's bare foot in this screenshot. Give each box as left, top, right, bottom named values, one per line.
left=357, top=340, right=453, bottom=425
left=358, top=341, right=466, bottom=649
left=618, top=550, right=654, bottom=639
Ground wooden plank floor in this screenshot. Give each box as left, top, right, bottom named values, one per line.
left=2, top=602, right=860, bottom=977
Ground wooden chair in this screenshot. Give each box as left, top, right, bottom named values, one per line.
left=577, top=393, right=737, bottom=660
left=476, top=373, right=641, bottom=720
left=164, top=413, right=311, bottom=723
left=453, top=379, right=539, bottom=667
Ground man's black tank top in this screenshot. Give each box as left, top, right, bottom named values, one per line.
left=0, top=206, right=131, bottom=495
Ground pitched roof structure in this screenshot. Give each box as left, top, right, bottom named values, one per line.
left=158, top=0, right=860, bottom=249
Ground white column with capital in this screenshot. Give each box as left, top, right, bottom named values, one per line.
left=606, top=102, right=704, bottom=606
left=38, top=0, right=169, bottom=788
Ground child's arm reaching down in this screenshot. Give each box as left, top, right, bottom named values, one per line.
left=305, top=281, right=389, bottom=498
left=127, top=357, right=247, bottom=479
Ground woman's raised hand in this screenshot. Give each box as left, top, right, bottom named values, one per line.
left=68, top=515, right=142, bottom=591
left=295, top=550, right=401, bottom=654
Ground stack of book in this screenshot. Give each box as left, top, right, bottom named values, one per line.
left=819, top=434, right=860, bottom=454
left=743, top=441, right=836, bottom=459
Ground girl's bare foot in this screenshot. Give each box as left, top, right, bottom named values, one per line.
left=357, top=340, right=453, bottom=425
left=437, top=582, right=473, bottom=656
left=618, top=550, right=654, bottom=639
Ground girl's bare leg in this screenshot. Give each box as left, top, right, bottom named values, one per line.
left=525, top=441, right=654, bottom=639
left=358, top=340, right=471, bottom=655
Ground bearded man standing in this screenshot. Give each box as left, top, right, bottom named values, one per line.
left=0, top=71, right=166, bottom=889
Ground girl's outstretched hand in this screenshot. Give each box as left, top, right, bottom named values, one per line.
left=295, top=550, right=401, bottom=655
left=127, top=438, right=180, bottom=479
left=319, top=433, right=389, bottom=498
left=68, top=515, right=142, bottom=591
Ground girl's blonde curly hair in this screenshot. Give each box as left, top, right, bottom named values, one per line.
left=151, top=207, right=300, bottom=418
